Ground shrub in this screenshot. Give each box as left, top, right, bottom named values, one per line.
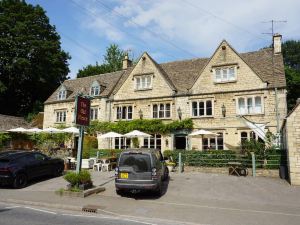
left=64, top=170, right=92, bottom=187
left=83, top=136, right=98, bottom=159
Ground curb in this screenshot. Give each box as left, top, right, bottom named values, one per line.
left=2, top=198, right=82, bottom=212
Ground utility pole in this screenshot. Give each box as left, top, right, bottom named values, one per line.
left=262, top=20, right=287, bottom=146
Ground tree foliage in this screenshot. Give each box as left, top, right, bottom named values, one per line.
left=282, top=40, right=300, bottom=111
left=0, top=0, right=70, bottom=116
left=88, top=119, right=193, bottom=135
left=77, top=44, right=126, bottom=78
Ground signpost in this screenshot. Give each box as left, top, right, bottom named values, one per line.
left=74, top=95, right=90, bottom=173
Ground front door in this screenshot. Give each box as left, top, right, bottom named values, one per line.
left=174, top=136, right=186, bottom=150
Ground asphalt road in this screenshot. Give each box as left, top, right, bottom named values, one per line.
left=0, top=202, right=166, bottom=225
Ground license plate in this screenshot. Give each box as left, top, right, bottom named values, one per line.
left=120, top=172, right=128, bottom=179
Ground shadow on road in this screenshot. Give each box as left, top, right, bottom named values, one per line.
left=118, top=177, right=171, bottom=200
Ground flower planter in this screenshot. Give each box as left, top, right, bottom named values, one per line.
left=167, top=165, right=174, bottom=172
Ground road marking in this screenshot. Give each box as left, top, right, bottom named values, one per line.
left=24, top=206, right=57, bottom=215
left=62, top=213, right=157, bottom=225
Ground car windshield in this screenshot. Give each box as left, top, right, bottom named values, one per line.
left=119, top=153, right=151, bottom=172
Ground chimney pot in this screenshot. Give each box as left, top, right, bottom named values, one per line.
left=273, top=34, right=282, bottom=54
left=122, top=54, right=132, bottom=70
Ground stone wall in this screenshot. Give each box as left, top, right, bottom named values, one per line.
left=285, top=102, right=300, bottom=185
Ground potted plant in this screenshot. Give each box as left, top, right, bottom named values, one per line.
left=166, top=161, right=176, bottom=172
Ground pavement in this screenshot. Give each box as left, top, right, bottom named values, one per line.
left=1, top=171, right=300, bottom=225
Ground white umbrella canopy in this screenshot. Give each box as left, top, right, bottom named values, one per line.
left=7, top=127, right=28, bottom=133
left=25, top=128, right=42, bottom=133
left=188, top=129, right=219, bottom=137
left=124, top=130, right=151, bottom=138
left=62, top=127, right=79, bottom=134
left=41, top=127, right=64, bottom=133
left=99, top=131, right=123, bottom=138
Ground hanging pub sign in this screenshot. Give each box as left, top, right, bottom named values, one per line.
left=75, top=96, right=91, bottom=126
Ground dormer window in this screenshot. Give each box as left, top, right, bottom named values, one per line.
left=90, top=81, right=100, bottom=96
left=214, top=67, right=236, bottom=83
left=135, top=75, right=152, bottom=90
left=57, top=86, right=66, bottom=100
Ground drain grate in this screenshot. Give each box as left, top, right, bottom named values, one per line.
left=82, top=205, right=101, bottom=213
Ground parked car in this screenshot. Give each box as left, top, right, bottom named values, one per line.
left=0, top=150, right=64, bottom=188
left=115, top=148, right=169, bottom=196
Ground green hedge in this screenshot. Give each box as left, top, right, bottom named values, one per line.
left=89, top=149, right=123, bottom=158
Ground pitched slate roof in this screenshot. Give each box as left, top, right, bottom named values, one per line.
left=45, top=47, right=285, bottom=104
left=0, top=114, right=31, bottom=132
left=45, top=71, right=125, bottom=104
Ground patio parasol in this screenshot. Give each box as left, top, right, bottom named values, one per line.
left=6, top=127, right=28, bottom=133
left=124, top=130, right=151, bottom=138
left=99, top=132, right=123, bottom=149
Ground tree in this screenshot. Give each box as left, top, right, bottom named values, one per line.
left=0, top=0, right=70, bottom=116
left=77, top=44, right=126, bottom=78
left=282, top=40, right=300, bottom=111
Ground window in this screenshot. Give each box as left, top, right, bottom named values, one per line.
left=143, top=134, right=162, bottom=149
left=237, top=96, right=262, bottom=115
left=152, top=103, right=171, bottom=118
left=240, top=131, right=264, bottom=144
left=90, top=107, right=98, bottom=120
left=192, top=100, right=213, bottom=117
left=203, top=132, right=224, bottom=150
left=115, top=137, right=130, bottom=149
left=135, top=75, right=152, bottom=90
left=116, top=106, right=133, bottom=120
left=57, top=86, right=66, bottom=100
left=56, top=111, right=66, bottom=123
left=214, top=67, right=236, bottom=82
left=90, top=81, right=100, bottom=96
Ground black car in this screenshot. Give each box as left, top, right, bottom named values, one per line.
left=0, top=150, right=64, bottom=188
left=115, top=148, right=169, bottom=196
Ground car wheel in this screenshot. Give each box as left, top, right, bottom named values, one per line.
left=154, top=184, right=162, bottom=197
left=53, top=166, right=63, bottom=177
left=116, top=189, right=124, bottom=196
left=163, top=167, right=169, bottom=181
left=13, top=173, right=28, bottom=189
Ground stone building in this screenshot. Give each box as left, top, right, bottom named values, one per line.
left=282, top=99, right=300, bottom=185
left=43, top=35, right=286, bottom=152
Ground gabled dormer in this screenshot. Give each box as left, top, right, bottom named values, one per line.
left=90, top=80, right=100, bottom=97
left=57, top=85, right=67, bottom=100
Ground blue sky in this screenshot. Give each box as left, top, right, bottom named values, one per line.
left=27, top=0, right=300, bottom=79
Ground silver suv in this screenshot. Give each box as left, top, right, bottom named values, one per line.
left=115, top=149, right=169, bottom=196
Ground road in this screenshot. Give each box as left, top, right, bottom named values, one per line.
left=0, top=202, right=179, bottom=225
left=1, top=172, right=300, bottom=225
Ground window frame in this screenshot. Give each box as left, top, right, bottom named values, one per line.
left=143, top=134, right=162, bottom=150
left=90, top=81, right=100, bottom=96
left=202, top=132, right=224, bottom=150
left=213, top=66, right=237, bottom=83
left=55, top=110, right=67, bottom=123
left=152, top=103, right=172, bottom=119
left=236, top=96, right=263, bottom=115
left=116, top=105, right=133, bottom=120
left=90, top=107, right=98, bottom=121
left=57, top=86, right=67, bottom=100
left=134, top=75, right=153, bottom=90
left=191, top=99, right=214, bottom=117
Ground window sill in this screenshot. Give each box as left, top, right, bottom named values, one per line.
left=134, top=88, right=152, bottom=91
left=152, top=117, right=172, bottom=120
left=214, top=80, right=237, bottom=84
left=237, top=113, right=264, bottom=116
left=55, top=122, right=66, bottom=124
left=191, top=116, right=214, bottom=119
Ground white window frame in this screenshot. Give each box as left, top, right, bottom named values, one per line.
left=90, top=81, right=100, bottom=96
left=57, top=86, right=67, bottom=100
left=55, top=110, right=66, bottom=123
left=152, top=103, right=171, bottom=119
left=90, top=107, right=98, bottom=121
left=236, top=96, right=263, bottom=115
left=202, top=132, right=224, bottom=150
left=214, top=66, right=237, bottom=83
left=191, top=99, right=214, bottom=117
left=143, top=134, right=162, bottom=149
left=135, top=75, right=152, bottom=90
left=116, top=105, right=133, bottom=120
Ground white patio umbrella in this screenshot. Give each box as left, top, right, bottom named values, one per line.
left=188, top=129, right=219, bottom=150
left=124, top=130, right=151, bottom=138
left=41, top=127, right=64, bottom=133
left=99, top=132, right=123, bottom=149
left=25, top=128, right=42, bottom=134
left=6, top=127, right=28, bottom=133
left=188, top=129, right=219, bottom=137
left=62, top=126, right=79, bottom=134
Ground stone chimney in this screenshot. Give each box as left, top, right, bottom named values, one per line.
left=122, top=54, right=132, bottom=70
left=273, top=34, right=282, bottom=54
